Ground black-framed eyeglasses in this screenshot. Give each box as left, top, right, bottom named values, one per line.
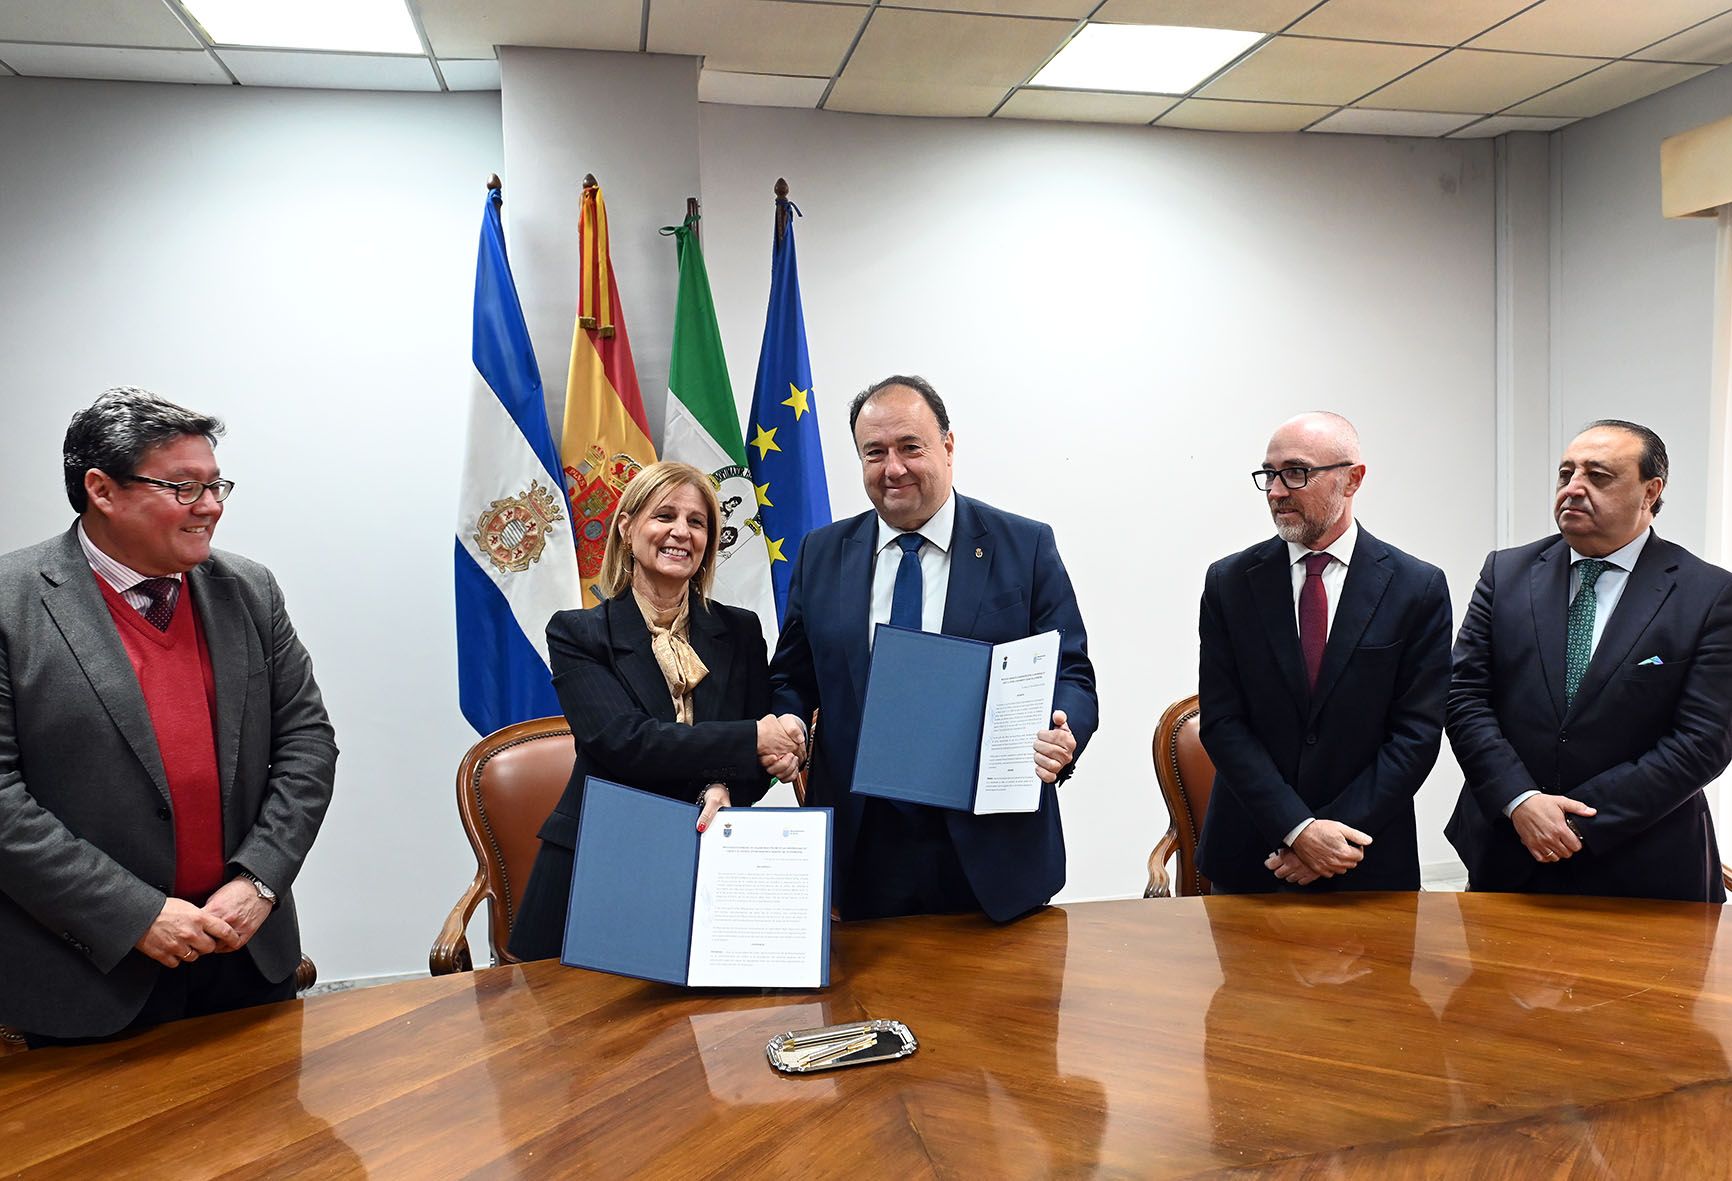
left=124, top=474, right=236, bottom=504
left=1250, top=462, right=1352, bottom=492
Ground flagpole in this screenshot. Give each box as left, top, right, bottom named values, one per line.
left=775, top=178, right=791, bottom=244
left=686, top=196, right=700, bottom=246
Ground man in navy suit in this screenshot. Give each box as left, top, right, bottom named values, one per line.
left=769, top=376, right=1097, bottom=921
left=1446, top=420, right=1732, bottom=902
left=1197, top=412, right=1451, bottom=893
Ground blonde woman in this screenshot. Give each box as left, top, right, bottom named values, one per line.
left=510, top=462, right=804, bottom=961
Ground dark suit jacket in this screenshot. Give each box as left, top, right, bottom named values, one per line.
left=508, top=588, right=773, bottom=960
left=1196, top=528, right=1451, bottom=892
left=1445, top=531, right=1732, bottom=901
left=768, top=494, right=1098, bottom=922
left=0, top=527, right=337, bottom=1038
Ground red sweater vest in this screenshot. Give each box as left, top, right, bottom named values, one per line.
left=97, top=576, right=225, bottom=899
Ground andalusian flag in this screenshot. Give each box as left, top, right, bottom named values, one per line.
left=661, top=213, right=777, bottom=645
left=748, top=192, right=831, bottom=620
left=560, top=179, right=656, bottom=606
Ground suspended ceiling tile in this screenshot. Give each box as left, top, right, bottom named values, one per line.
left=1469, top=0, right=1732, bottom=58
left=1288, top=0, right=1536, bottom=47
left=1360, top=48, right=1604, bottom=113
left=1198, top=35, right=1438, bottom=105
left=217, top=49, right=440, bottom=91
left=415, top=0, right=640, bottom=59
left=0, top=42, right=227, bottom=83
left=827, top=8, right=1059, bottom=92
left=1446, top=113, right=1579, bottom=136
left=649, top=0, right=863, bottom=76
left=995, top=88, right=1172, bottom=122
left=1506, top=58, right=1714, bottom=116
left=1308, top=107, right=1478, bottom=136
left=825, top=76, right=1012, bottom=117
left=1093, top=0, right=1316, bottom=33
left=884, top=0, right=1097, bottom=15
left=0, top=0, right=202, bottom=49
left=439, top=59, right=503, bottom=90
left=699, top=69, right=828, bottom=107
left=1157, top=96, right=1333, bottom=130
left=1635, top=11, right=1732, bottom=63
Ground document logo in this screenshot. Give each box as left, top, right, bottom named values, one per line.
left=722, top=822, right=734, bottom=838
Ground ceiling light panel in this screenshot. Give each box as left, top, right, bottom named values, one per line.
left=183, top=0, right=422, bottom=54
left=1031, top=23, right=1264, bottom=93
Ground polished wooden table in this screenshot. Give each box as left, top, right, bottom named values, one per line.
left=8, top=892, right=1732, bottom=1178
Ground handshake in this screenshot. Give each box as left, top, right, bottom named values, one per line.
left=756, top=713, right=808, bottom=781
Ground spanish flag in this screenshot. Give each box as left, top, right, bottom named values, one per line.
left=560, top=178, right=657, bottom=605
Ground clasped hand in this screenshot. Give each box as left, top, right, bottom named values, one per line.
left=756, top=713, right=806, bottom=781
left=1512, top=792, right=1596, bottom=863
left=133, top=878, right=273, bottom=968
left=1265, top=819, right=1374, bottom=885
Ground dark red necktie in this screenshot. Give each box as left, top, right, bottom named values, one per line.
left=134, top=577, right=178, bottom=632
left=1299, top=552, right=1331, bottom=691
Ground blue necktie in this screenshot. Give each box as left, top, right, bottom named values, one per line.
left=889, top=533, right=926, bottom=630
left=1565, top=559, right=1609, bottom=706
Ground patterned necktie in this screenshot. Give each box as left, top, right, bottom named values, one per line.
left=1565, top=559, right=1609, bottom=706
left=889, top=533, right=926, bottom=630
left=133, top=577, right=178, bottom=632
left=1299, top=552, right=1331, bottom=691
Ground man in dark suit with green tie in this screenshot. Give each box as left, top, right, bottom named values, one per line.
left=1446, top=420, right=1732, bottom=901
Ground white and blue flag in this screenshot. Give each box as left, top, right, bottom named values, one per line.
left=456, top=184, right=581, bottom=736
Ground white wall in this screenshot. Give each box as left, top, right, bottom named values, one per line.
left=1553, top=65, right=1732, bottom=554
left=0, top=63, right=1508, bottom=985
left=696, top=105, right=1498, bottom=898
left=0, top=76, right=502, bottom=983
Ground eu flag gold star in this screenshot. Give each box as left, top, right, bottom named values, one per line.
left=755, top=481, right=773, bottom=507
left=765, top=536, right=787, bottom=564
left=750, top=424, right=781, bottom=459
left=782, top=383, right=812, bottom=420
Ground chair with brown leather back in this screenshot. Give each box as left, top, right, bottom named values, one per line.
left=430, top=716, right=575, bottom=975
left=1147, top=694, right=1218, bottom=898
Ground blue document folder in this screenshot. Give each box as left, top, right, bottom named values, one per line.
left=561, top=777, right=832, bottom=987
left=852, top=626, right=995, bottom=811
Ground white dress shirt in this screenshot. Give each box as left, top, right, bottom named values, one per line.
left=869, top=493, right=955, bottom=644
left=1280, top=521, right=1358, bottom=847
left=77, top=520, right=182, bottom=615
left=1504, top=527, right=1652, bottom=817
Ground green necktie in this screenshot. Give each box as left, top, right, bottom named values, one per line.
left=1565, top=559, right=1609, bottom=706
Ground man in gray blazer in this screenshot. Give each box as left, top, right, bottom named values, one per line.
left=0, top=387, right=337, bottom=1043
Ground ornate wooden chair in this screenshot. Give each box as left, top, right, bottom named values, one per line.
left=1147, top=694, right=1217, bottom=898
left=430, top=716, right=574, bottom=975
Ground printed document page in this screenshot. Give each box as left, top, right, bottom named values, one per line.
left=973, top=630, right=1060, bottom=814
left=687, top=808, right=830, bottom=988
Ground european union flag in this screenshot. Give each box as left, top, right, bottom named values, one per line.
left=747, top=196, right=831, bottom=621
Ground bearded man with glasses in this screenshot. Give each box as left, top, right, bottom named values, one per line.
left=0, top=386, right=337, bottom=1044
left=1194, top=412, right=1451, bottom=893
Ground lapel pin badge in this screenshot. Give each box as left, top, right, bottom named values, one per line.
left=975, top=548, right=983, bottom=558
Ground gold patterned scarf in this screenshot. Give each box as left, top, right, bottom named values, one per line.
left=633, top=589, right=709, bottom=724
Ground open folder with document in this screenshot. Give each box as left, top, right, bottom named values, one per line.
left=852, top=625, right=1061, bottom=814
left=562, top=778, right=832, bottom=988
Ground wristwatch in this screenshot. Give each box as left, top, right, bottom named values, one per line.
left=239, top=871, right=278, bottom=907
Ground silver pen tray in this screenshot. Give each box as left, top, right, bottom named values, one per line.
left=766, top=1019, right=918, bottom=1073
